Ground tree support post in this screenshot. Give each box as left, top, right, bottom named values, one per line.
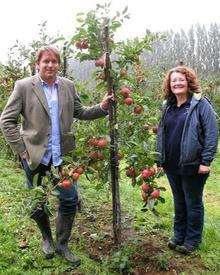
left=104, top=25, right=121, bottom=245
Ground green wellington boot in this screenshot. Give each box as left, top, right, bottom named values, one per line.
left=55, top=212, right=81, bottom=266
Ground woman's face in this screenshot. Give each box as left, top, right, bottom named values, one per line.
left=170, top=72, right=188, bottom=96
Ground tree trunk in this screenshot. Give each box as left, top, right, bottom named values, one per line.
left=62, top=42, right=67, bottom=77
left=104, top=25, right=121, bottom=245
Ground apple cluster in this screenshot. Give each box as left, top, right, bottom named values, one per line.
left=59, top=165, right=85, bottom=189
left=126, top=166, right=160, bottom=202
left=120, top=86, right=144, bottom=114
left=75, top=39, right=89, bottom=50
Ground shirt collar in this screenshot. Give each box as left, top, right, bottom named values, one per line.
left=38, top=75, right=59, bottom=86
left=172, top=95, right=192, bottom=109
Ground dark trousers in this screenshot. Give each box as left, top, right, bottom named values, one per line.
left=166, top=173, right=209, bottom=247
left=21, top=159, right=78, bottom=216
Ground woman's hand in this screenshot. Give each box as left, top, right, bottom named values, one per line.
left=155, top=165, right=164, bottom=176
left=198, top=164, right=210, bottom=174
left=20, top=150, right=29, bottom=160
left=156, top=166, right=164, bottom=173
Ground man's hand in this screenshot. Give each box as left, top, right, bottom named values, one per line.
left=100, top=93, right=114, bottom=110
left=198, top=164, right=210, bottom=174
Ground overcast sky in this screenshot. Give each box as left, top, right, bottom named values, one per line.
left=1, top=0, right=220, bottom=64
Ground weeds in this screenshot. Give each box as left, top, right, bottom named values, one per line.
left=0, top=155, right=220, bottom=274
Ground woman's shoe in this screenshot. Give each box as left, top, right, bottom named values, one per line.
left=167, top=238, right=183, bottom=250
left=175, top=244, right=196, bottom=255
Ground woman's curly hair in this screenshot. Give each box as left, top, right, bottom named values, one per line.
left=163, top=66, right=201, bottom=105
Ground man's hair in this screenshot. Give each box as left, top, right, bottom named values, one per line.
left=36, top=46, right=61, bottom=64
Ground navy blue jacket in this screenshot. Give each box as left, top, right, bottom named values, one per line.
left=157, top=95, right=218, bottom=170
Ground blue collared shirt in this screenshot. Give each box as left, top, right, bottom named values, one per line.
left=40, top=77, right=62, bottom=167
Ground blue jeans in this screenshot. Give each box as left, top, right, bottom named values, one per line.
left=21, top=159, right=78, bottom=216
left=166, top=173, right=209, bottom=248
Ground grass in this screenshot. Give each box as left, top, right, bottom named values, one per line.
left=0, top=152, right=220, bottom=274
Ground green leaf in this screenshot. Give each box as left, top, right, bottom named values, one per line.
left=79, top=53, right=93, bottom=62
left=129, top=141, right=138, bottom=146
left=32, top=174, right=39, bottom=186
left=50, top=37, right=65, bottom=44
left=143, top=142, right=149, bottom=151
left=44, top=204, right=53, bottom=217
left=76, top=18, right=84, bottom=23
left=33, top=186, right=45, bottom=195
left=80, top=94, right=90, bottom=100
left=76, top=12, right=84, bottom=16
left=111, top=21, right=122, bottom=31
left=148, top=198, right=156, bottom=209
left=95, top=182, right=105, bottom=191
left=86, top=166, right=97, bottom=174
left=158, top=196, right=165, bottom=203
left=152, top=208, right=159, bottom=216
left=122, top=6, right=128, bottom=14
left=51, top=189, right=60, bottom=196
left=158, top=186, right=166, bottom=191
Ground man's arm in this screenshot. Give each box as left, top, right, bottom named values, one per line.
left=66, top=80, right=109, bottom=120
left=0, top=81, right=26, bottom=155
left=73, top=92, right=108, bottom=120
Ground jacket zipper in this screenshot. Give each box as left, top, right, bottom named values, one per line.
left=179, top=102, right=198, bottom=166
left=161, top=106, right=170, bottom=163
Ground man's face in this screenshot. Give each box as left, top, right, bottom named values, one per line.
left=36, top=51, right=60, bottom=83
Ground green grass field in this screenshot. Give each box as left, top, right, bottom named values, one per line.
left=0, top=152, right=220, bottom=275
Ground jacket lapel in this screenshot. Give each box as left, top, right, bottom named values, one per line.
left=57, top=77, right=67, bottom=117
left=32, top=75, right=50, bottom=115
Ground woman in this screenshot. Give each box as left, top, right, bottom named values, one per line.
left=157, top=66, right=218, bottom=254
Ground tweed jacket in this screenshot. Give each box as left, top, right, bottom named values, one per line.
left=0, top=75, right=107, bottom=169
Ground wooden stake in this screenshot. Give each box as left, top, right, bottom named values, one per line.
left=104, top=25, right=121, bottom=245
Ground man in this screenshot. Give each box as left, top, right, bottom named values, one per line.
left=0, top=46, right=111, bottom=266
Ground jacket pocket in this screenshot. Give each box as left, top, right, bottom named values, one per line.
left=61, top=132, right=76, bottom=155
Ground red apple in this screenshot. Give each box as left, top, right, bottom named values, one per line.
left=120, top=87, right=131, bottom=98
left=124, top=97, right=133, bottom=105
left=97, top=152, right=104, bottom=160
left=126, top=167, right=136, bottom=177
left=152, top=125, right=158, bottom=134
left=75, top=40, right=82, bottom=49
left=87, top=138, right=99, bottom=147
left=60, top=179, right=72, bottom=189
left=151, top=189, right=160, bottom=199
left=141, top=190, right=148, bottom=202
left=149, top=167, right=156, bottom=177
left=72, top=172, right=80, bottom=181
left=117, top=152, right=124, bottom=160
left=89, top=151, right=98, bottom=159
left=97, top=138, right=108, bottom=148
left=75, top=166, right=85, bottom=174
left=141, top=183, right=150, bottom=192
left=95, top=58, right=105, bottom=67
left=141, top=169, right=152, bottom=180
left=134, top=105, right=143, bottom=114
left=81, top=39, right=88, bottom=49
